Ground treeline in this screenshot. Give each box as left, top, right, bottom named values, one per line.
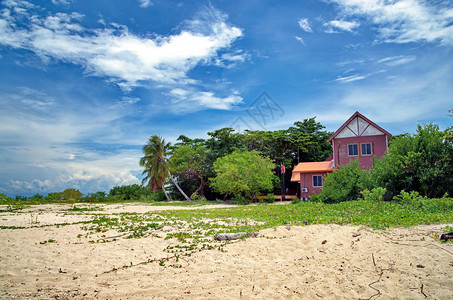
left=165, top=118, right=332, bottom=201
left=312, top=123, right=453, bottom=203
left=0, top=185, right=165, bottom=204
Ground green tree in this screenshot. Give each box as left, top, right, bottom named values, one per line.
left=62, top=188, right=83, bottom=201
left=372, top=124, right=453, bottom=198
left=312, top=160, right=369, bottom=203
left=170, top=143, right=209, bottom=198
left=109, top=184, right=149, bottom=201
left=210, top=150, right=277, bottom=203
left=29, top=194, right=44, bottom=202
left=46, top=192, right=62, bottom=202
left=140, top=135, right=191, bottom=201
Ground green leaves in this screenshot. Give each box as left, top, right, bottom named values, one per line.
left=210, top=150, right=277, bottom=203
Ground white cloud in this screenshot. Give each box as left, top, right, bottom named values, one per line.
left=331, top=0, right=453, bottom=45
left=298, top=18, right=312, bottom=32
left=335, top=74, right=367, bottom=82
left=377, top=55, right=416, bottom=66
left=52, top=0, right=70, bottom=5
left=138, top=0, right=152, bottom=8
left=0, top=4, right=243, bottom=89
left=168, top=88, right=243, bottom=111
left=0, top=87, right=144, bottom=196
left=295, top=36, right=305, bottom=44
left=324, top=19, right=359, bottom=33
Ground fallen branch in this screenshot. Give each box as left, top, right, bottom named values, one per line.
left=420, top=284, right=427, bottom=298
left=440, top=232, right=453, bottom=241
left=215, top=231, right=258, bottom=241
left=360, top=272, right=383, bottom=300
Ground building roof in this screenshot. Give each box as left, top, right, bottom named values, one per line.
left=290, top=161, right=336, bottom=181
left=328, top=111, right=392, bottom=143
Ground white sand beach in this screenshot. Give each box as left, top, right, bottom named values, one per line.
left=0, top=204, right=452, bottom=299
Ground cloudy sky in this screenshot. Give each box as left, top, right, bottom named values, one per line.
left=1, top=0, right=452, bottom=197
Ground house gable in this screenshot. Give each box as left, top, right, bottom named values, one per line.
left=328, top=111, right=391, bottom=142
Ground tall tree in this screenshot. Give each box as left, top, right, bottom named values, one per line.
left=140, top=135, right=191, bottom=201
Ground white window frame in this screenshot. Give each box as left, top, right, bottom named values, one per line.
left=361, top=143, right=372, bottom=156
left=313, top=175, right=323, bottom=187
left=348, top=144, right=358, bottom=156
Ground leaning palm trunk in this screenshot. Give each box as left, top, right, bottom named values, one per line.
left=169, top=174, right=192, bottom=202
left=162, top=186, right=171, bottom=201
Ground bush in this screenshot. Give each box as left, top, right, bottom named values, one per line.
left=265, top=193, right=276, bottom=203
left=109, top=184, right=151, bottom=201
left=210, top=150, right=277, bottom=202
left=292, top=197, right=301, bottom=204
left=149, top=191, right=166, bottom=202
left=372, top=124, right=453, bottom=198
left=393, top=190, right=424, bottom=208
left=315, top=160, right=369, bottom=203
left=361, top=187, right=386, bottom=202
left=190, top=192, right=206, bottom=202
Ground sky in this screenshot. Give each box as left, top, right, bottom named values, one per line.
left=0, top=0, right=452, bottom=197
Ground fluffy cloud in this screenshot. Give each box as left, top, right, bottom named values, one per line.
left=138, top=0, right=152, bottom=8
left=331, top=0, right=453, bottom=45
left=324, top=20, right=359, bottom=33
left=168, top=88, right=243, bottom=111
left=0, top=1, right=243, bottom=88
left=298, top=18, right=312, bottom=32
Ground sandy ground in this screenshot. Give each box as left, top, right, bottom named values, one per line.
left=0, top=203, right=452, bottom=299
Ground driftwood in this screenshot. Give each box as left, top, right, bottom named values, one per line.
left=440, top=232, right=453, bottom=241
left=214, top=231, right=258, bottom=241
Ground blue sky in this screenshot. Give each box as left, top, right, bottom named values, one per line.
left=1, top=0, right=452, bottom=197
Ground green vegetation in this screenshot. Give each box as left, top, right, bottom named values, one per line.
left=314, top=123, right=453, bottom=203
left=311, top=160, right=368, bottom=203
left=163, top=117, right=332, bottom=201
left=140, top=135, right=191, bottom=201
left=157, top=198, right=453, bottom=230
left=210, top=150, right=278, bottom=204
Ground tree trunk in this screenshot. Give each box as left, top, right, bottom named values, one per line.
left=162, top=186, right=171, bottom=201
left=194, top=177, right=206, bottom=197
left=169, top=174, right=192, bottom=202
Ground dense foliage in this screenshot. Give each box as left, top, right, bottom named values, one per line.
left=372, top=124, right=453, bottom=198
left=166, top=117, right=332, bottom=200
left=314, top=123, right=453, bottom=203
left=210, top=150, right=278, bottom=203
left=311, top=160, right=369, bottom=203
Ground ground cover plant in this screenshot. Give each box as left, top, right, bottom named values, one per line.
left=1, top=198, right=452, bottom=275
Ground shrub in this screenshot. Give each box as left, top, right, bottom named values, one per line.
left=315, top=160, right=368, bottom=203
left=149, top=191, right=166, bottom=202
left=190, top=192, right=206, bottom=202
left=210, top=150, right=277, bottom=202
left=265, top=193, right=275, bottom=203
left=393, top=190, right=424, bottom=208
left=371, top=124, right=453, bottom=198
left=291, top=197, right=301, bottom=204
left=361, top=187, right=386, bottom=202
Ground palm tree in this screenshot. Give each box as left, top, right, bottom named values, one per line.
left=140, top=135, right=191, bottom=202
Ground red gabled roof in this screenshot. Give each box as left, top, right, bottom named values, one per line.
left=328, top=111, right=392, bottom=143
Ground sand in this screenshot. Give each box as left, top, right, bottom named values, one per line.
left=0, top=203, right=452, bottom=299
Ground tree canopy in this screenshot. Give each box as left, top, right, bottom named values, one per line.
left=210, top=150, right=278, bottom=203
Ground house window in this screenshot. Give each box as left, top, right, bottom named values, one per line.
left=361, top=143, right=372, bottom=155
left=313, top=175, right=322, bottom=187
left=348, top=144, right=358, bottom=156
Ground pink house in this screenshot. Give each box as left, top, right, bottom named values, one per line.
left=291, top=112, right=391, bottom=199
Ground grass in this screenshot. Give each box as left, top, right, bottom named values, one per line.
left=156, top=198, right=453, bottom=231
left=2, top=198, right=452, bottom=271
left=148, top=200, right=223, bottom=207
